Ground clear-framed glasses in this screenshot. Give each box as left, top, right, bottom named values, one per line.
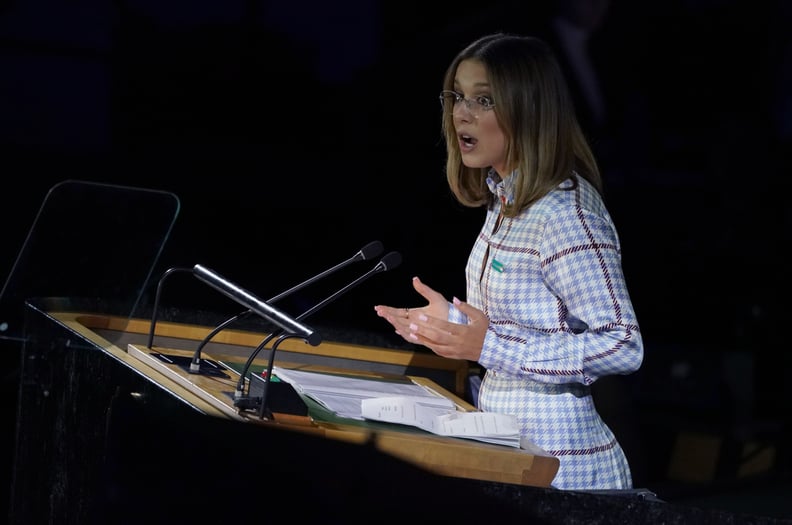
left=439, top=90, right=496, bottom=116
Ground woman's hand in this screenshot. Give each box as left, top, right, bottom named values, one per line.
left=374, top=277, right=488, bottom=361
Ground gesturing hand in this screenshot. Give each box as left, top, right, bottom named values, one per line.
left=374, top=276, right=488, bottom=362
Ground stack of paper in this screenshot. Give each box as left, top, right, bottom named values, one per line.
left=272, top=366, right=450, bottom=420
left=361, top=396, right=521, bottom=447
left=272, top=367, right=521, bottom=447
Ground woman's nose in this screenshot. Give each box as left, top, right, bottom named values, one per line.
left=453, top=100, right=476, bottom=122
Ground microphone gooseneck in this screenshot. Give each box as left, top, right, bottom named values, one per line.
left=295, top=251, right=401, bottom=321
left=267, top=240, right=383, bottom=304
left=146, top=266, right=192, bottom=349
left=188, top=241, right=384, bottom=373
left=256, top=333, right=302, bottom=420
left=234, top=251, right=403, bottom=417
left=189, top=309, right=255, bottom=373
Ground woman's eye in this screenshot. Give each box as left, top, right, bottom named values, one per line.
left=475, top=96, right=494, bottom=108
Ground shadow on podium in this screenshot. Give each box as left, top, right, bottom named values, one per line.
left=100, top=396, right=538, bottom=524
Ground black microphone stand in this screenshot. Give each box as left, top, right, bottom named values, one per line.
left=232, top=252, right=402, bottom=416
left=233, top=329, right=281, bottom=408
left=188, top=241, right=383, bottom=374
left=188, top=309, right=253, bottom=374
left=257, top=333, right=303, bottom=420
left=146, top=266, right=192, bottom=349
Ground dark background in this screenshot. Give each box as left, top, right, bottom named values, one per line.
left=2, top=0, right=791, bottom=520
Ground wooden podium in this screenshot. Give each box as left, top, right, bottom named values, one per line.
left=10, top=302, right=559, bottom=524
left=59, top=310, right=559, bottom=486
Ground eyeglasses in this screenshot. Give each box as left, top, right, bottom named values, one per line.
left=439, top=90, right=496, bottom=116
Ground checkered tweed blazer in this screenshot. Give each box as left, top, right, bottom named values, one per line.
left=449, top=175, right=644, bottom=490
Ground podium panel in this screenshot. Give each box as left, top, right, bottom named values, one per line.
left=52, top=309, right=560, bottom=487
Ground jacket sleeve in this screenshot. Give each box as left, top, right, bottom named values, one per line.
left=469, top=206, right=643, bottom=385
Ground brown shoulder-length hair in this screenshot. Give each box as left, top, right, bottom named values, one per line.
left=441, top=33, right=602, bottom=217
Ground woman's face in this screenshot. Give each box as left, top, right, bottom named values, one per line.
left=452, top=59, right=508, bottom=176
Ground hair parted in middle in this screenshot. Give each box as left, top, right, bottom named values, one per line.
left=441, top=33, right=602, bottom=218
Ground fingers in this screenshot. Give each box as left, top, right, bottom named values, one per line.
left=416, top=279, right=442, bottom=301
left=452, top=296, right=482, bottom=321
left=374, top=276, right=454, bottom=349
left=374, top=305, right=414, bottom=338
left=374, top=305, right=409, bottom=323
left=406, top=312, right=456, bottom=344
left=375, top=294, right=486, bottom=361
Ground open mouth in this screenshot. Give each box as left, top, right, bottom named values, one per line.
left=459, top=134, right=477, bottom=151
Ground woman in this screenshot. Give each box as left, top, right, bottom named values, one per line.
left=374, top=33, right=643, bottom=490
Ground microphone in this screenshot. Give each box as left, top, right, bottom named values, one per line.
left=236, top=251, right=402, bottom=418
left=295, top=251, right=402, bottom=321
left=192, top=264, right=321, bottom=346
left=268, top=240, right=383, bottom=303
left=187, top=241, right=384, bottom=373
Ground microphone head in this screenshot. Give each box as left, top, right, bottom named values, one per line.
left=358, top=240, right=384, bottom=261
left=377, top=251, right=402, bottom=272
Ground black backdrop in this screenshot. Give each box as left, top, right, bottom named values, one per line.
left=2, top=0, right=791, bottom=519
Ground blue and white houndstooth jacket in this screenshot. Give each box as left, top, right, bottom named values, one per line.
left=449, top=173, right=644, bottom=490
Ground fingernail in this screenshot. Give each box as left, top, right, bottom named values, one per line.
left=409, top=323, right=418, bottom=331
left=409, top=332, right=418, bottom=340
left=418, top=314, right=428, bottom=322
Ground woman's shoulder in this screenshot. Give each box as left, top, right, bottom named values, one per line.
left=539, top=175, right=608, bottom=215
left=527, top=179, right=620, bottom=243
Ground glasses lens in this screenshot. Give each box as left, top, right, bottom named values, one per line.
left=439, top=92, right=456, bottom=111
left=439, top=92, right=493, bottom=116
